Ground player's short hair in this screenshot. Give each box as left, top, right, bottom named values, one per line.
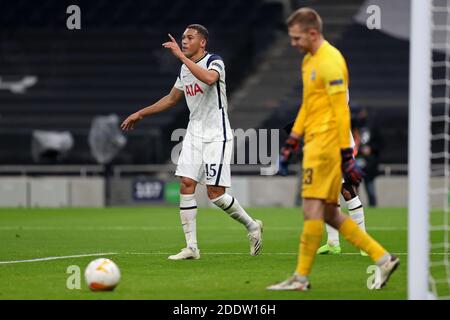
left=286, top=8, right=323, bottom=33
left=187, top=24, right=209, bottom=41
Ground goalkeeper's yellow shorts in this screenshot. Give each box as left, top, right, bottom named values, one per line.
left=301, top=131, right=342, bottom=204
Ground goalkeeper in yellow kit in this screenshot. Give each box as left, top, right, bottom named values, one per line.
left=267, top=8, right=399, bottom=291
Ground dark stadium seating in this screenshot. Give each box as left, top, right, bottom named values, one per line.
left=0, top=0, right=283, bottom=164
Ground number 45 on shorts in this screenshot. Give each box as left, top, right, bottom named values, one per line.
left=205, top=164, right=219, bottom=179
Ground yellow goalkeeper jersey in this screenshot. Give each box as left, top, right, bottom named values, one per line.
left=291, top=40, right=349, bottom=145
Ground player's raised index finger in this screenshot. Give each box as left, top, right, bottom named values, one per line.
left=168, top=34, right=176, bottom=43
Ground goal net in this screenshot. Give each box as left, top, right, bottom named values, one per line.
left=409, top=0, right=450, bottom=300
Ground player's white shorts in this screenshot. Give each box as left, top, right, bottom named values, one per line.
left=175, top=132, right=233, bottom=188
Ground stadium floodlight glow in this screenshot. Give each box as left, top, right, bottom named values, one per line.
left=408, top=0, right=432, bottom=300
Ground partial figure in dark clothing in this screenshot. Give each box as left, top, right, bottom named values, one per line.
left=353, top=108, right=381, bottom=207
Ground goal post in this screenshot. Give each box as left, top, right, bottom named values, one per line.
left=408, top=0, right=432, bottom=300
left=409, top=0, right=450, bottom=300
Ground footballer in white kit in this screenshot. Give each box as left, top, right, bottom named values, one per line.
left=121, top=24, right=263, bottom=260
left=173, top=51, right=233, bottom=188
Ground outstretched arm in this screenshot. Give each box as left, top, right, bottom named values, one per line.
left=162, top=34, right=219, bottom=85
left=121, top=87, right=184, bottom=131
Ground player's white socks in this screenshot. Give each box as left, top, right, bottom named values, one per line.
left=211, top=193, right=258, bottom=232
left=347, top=196, right=366, bottom=233
left=326, top=223, right=340, bottom=246
left=180, top=194, right=198, bottom=251
left=326, top=196, right=366, bottom=246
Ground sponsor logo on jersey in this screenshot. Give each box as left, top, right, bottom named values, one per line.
left=311, top=70, right=316, bottom=80
left=185, top=83, right=204, bottom=97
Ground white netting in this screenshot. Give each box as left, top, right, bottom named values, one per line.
left=429, top=0, right=450, bottom=300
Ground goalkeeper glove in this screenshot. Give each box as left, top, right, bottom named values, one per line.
left=279, top=136, right=300, bottom=176
left=281, top=136, right=299, bottom=161
left=341, top=148, right=363, bottom=186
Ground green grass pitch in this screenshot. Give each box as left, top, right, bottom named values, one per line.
left=0, top=207, right=410, bottom=300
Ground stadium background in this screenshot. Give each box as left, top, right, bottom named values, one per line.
left=1, top=0, right=447, bottom=301
left=0, top=0, right=418, bottom=208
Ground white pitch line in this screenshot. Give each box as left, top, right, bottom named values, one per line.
left=0, top=253, right=118, bottom=265
left=0, top=226, right=178, bottom=231
left=1, top=251, right=446, bottom=265
left=123, top=252, right=447, bottom=256
left=0, top=226, right=408, bottom=231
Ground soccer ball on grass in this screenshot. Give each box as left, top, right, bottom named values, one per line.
left=84, top=258, right=121, bottom=291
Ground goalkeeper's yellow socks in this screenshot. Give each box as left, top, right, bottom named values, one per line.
left=295, top=220, right=324, bottom=277
left=324, top=196, right=366, bottom=247
left=339, top=217, right=389, bottom=264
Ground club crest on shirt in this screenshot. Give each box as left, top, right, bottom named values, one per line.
left=311, top=70, right=316, bottom=81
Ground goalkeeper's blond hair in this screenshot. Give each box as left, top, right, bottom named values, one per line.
left=287, top=7, right=323, bottom=33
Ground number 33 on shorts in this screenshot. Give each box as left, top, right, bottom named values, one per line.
left=302, top=168, right=313, bottom=185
